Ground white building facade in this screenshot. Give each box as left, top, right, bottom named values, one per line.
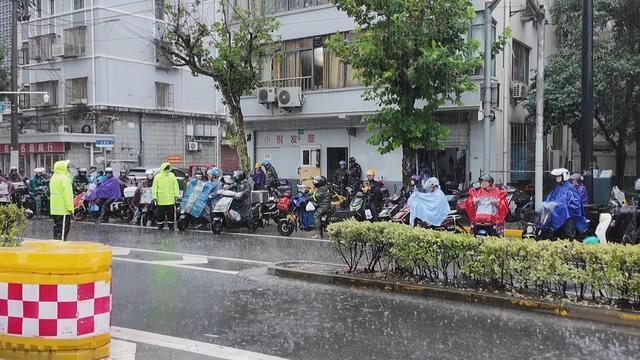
left=0, top=0, right=221, bottom=174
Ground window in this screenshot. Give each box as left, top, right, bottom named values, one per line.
left=49, top=0, right=55, bottom=15
left=20, top=42, right=29, bottom=65
left=36, top=0, right=42, bottom=17
left=32, top=81, right=57, bottom=107
left=155, top=82, right=174, bottom=110
left=470, top=13, right=496, bottom=76
left=512, top=41, right=530, bottom=84
left=65, top=78, right=87, bottom=105
left=73, top=0, right=84, bottom=10
left=155, top=0, right=165, bottom=20
left=263, top=0, right=330, bottom=14
left=63, top=27, right=86, bottom=57
left=28, top=34, right=54, bottom=62
left=19, top=85, right=31, bottom=109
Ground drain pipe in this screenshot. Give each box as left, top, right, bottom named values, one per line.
left=138, top=113, right=144, bottom=166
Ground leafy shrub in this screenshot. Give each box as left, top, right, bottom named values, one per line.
left=0, top=204, right=27, bottom=247
left=328, top=221, right=640, bottom=305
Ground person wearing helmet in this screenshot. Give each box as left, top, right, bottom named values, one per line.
left=405, top=174, right=425, bottom=199
left=311, top=175, right=331, bottom=239
left=409, top=177, right=451, bottom=227
left=28, top=168, right=48, bottom=218
left=179, top=170, right=217, bottom=229
left=133, top=169, right=156, bottom=226
left=364, top=168, right=383, bottom=216
left=465, top=174, right=509, bottom=236
left=347, top=157, right=362, bottom=186
left=262, top=160, right=279, bottom=192
left=152, top=163, right=180, bottom=230
left=333, top=160, right=349, bottom=196
left=230, top=170, right=253, bottom=224
left=545, top=168, right=588, bottom=238
left=7, top=166, right=21, bottom=182
left=86, top=167, right=122, bottom=223
left=88, top=165, right=98, bottom=183
left=73, top=168, right=90, bottom=195
left=251, top=162, right=266, bottom=190
left=118, top=168, right=134, bottom=192
left=49, top=160, right=74, bottom=240
left=570, top=173, right=588, bottom=206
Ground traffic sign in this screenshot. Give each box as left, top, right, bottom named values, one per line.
left=95, top=139, right=114, bottom=148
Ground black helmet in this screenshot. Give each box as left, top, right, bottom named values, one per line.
left=348, top=157, right=356, bottom=163
left=313, top=175, right=327, bottom=188
left=479, top=174, right=494, bottom=185
left=232, top=170, right=246, bottom=182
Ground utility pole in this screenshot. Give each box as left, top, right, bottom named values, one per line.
left=527, top=0, right=546, bottom=210
left=10, top=0, right=19, bottom=169
left=483, top=0, right=501, bottom=176
left=581, top=0, right=594, bottom=199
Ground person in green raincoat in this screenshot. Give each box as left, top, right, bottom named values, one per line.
left=152, top=162, right=179, bottom=230
left=49, top=160, right=74, bottom=240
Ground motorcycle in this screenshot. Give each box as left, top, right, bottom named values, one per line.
left=276, top=190, right=335, bottom=237
left=415, top=210, right=467, bottom=234
left=210, top=189, right=263, bottom=234
left=136, top=187, right=156, bottom=227
left=24, top=185, right=50, bottom=219
left=522, top=201, right=609, bottom=242
left=10, top=181, right=29, bottom=208
left=378, top=193, right=404, bottom=221
left=0, top=181, right=11, bottom=206
left=73, top=186, right=136, bottom=223
left=469, top=198, right=499, bottom=236
left=178, top=194, right=215, bottom=231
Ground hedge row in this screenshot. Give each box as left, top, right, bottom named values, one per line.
left=0, top=204, right=27, bottom=247
left=327, top=220, right=640, bottom=305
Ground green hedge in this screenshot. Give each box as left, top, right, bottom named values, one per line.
left=0, top=204, right=27, bottom=247
left=327, top=220, right=640, bottom=305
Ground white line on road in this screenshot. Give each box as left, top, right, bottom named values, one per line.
left=155, top=255, right=209, bottom=266
left=109, top=339, right=137, bottom=360
left=111, top=326, right=289, bottom=360
left=112, top=257, right=239, bottom=275
left=110, top=246, right=270, bottom=265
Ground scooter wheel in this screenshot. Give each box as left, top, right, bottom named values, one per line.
left=211, top=219, right=223, bottom=234
left=177, top=216, right=189, bottom=231
left=277, top=220, right=295, bottom=237
left=121, top=209, right=134, bottom=224
left=73, top=208, right=86, bottom=222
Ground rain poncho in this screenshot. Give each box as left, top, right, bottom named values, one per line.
left=152, top=163, right=179, bottom=206
left=28, top=175, right=47, bottom=197
left=231, top=179, right=252, bottom=223
left=574, top=181, right=588, bottom=206
left=180, top=179, right=219, bottom=218
left=466, top=186, right=509, bottom=225
left=409, top=189, right=451, bottom=227
left=546, top=181, right=588, bottom=233
left=49, top=161, right=74, bottom=215
left=86, top=176, right=122, bottom=201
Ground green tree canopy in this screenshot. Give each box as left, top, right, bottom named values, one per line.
left=326, top=0, right=481, bottom=183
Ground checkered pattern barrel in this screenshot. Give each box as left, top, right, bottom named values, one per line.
left=0, top=281, right=111, bottom=339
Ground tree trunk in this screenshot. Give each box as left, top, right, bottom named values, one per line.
left=230, top=105, right=251, bottom=175
left=636, top=112, right=640, bottom=178
left=615, top=141, right=627, bottom=189
left=401, top=144, right=416, bottom=185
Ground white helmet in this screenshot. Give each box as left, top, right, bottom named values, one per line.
left=424, top=177, right=440, bottom=190
left=105, top=167, right=114, bottom=173
left=34, top=168, right=45, bottom=174
left=145, top=169, right=155, bottom=176
left=550, top=168, right=570, bottom=182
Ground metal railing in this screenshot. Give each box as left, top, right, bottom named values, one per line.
left=258, top=76, right=313, bottom=91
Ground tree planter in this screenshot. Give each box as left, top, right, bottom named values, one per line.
left=0, top=240, right=112, bottom=360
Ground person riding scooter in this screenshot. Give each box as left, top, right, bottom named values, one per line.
left=364, top=168, right=383, bottom=215
left=545, top=168, right=588, bottom=238
left=118, top=169, right=135, bottom=192
left=7, top=166, right=21, bottom=182
left=409, top=177, right=450, bottom=227
left=86, top=167, right=123, bottom=223
left=333, top=161, right=349, bottom=196
left=465, top=174, right=509, bottom=236
left=133, top=169, right=155, bottom=226
left=570, top=173, right=588, bottom=206
left=230, top=170, right=252, bottom=224
left=73, top=168, right=90, bottom=195
left=311, top=175, right=331, bottom=239
left=179, top=171, right=218, bottom=230
left=405, top=174, right=425, bottom=200
left=28, top=168, right=48, bottom=218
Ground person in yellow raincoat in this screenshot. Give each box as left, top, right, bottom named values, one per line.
left=152, top=162, right=179, bottom=230
left=49, top=160, right=74, bottom=240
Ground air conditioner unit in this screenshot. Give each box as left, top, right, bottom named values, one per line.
left=512, top=84, right=528, bottom=99
left=52, top=44, right=64, bottom=57
left=187, top=141, right=199, bottom=151
left=277, top=87, right=304, bottom=108
left=257, top=87, right=277, bottom=104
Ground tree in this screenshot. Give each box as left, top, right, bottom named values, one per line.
left=326, top=0, right=481, bottom=183
left=0, top=43, right=9, bottom=92
left=161, top=0, right=279, bottom=174
left=525, top=0, right=640, bottom=187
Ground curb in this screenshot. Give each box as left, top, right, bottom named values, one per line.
left=269, top=261, right=640, bottom=329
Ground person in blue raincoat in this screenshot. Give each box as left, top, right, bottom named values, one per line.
left=180, top=171, right=217, bottom=222
left=409, top=177, right=451, bottom=227
left=546, top=168, right=588, bottom=238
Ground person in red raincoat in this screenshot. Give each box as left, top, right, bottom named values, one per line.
left=465, top=174, right=509, bottom=236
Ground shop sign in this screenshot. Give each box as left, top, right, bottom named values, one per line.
left=166, top=155, right=183, bottom=164
left=0, top=142, right=64, bottom=154
left=260, top=132, right=316, bottom=146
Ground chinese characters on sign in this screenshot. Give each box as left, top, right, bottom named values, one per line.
left=261, top=133, right=316, bottom=146
left=0, top=142, right=64, bottom=154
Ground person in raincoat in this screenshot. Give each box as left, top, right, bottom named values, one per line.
left=73, top=168, right=90, bottom=195
left=180, top=171, right=216, bottom=225
left=262, top=160, right=279, bottom=191
left=86, top=167, right=122, bottom=222
left=311, top=175, right=331, bottom=239
left=152, top=162, right=179, bottom=230
left=465, top=174, right=509, bottom=236
left=251, top=162, right=266, bottom=190
left=49, top=160, right=74, bottom=240
left=28, top=168, right=48, bottom=218
left=229, top=170, right=252, bottom=224
left=333, top=160, right=349, bottom=196
left=7, top=166, right=22, bottom=182
left=570, top=173, right=588, bottom=206
left=409, top=177, right=451, bottom=227
left=545, top=168, right=588, bottom=238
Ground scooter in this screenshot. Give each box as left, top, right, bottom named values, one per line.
left=378, top=193, right=404, bottom=221
left=24, top=186, right=50, bottom=219
left=73, top=186, right=136, bottom=223
left=522, top=201, right=610, bottom=242
left=0, top=181, right=11, bottom=206
left=469, top=198, right=499, bottom=236
left=276, top=190, right=333, bottom=237
left=177, top=194, right=215, bottom=231
left=415, top=210, right=467, bottom=234
left=210, top=189, right=263, bottom=234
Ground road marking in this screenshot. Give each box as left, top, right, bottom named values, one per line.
left=109, top=339, right=137, bottom=360
left=111, top=247, right=132, bottom=256
left=155, top=255, right=209, bottom=266
left=110, top=246, right=270, bottom=266
left=112, top=257, right=239, bottom=275
left=111, top=326, right=289, bottom=360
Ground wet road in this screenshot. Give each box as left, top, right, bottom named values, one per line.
left=26, top=220, right=640, bottom=360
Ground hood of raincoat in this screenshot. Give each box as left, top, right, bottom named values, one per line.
left=53, top=160, right=70, bottom=177
left=160, top=162, right=171, bottom=172
left=409, top=188, right=451, bottom=227
left=545, top=181, right=588, bottom=232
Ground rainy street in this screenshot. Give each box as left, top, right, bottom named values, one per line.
left=25, top=220, right=640, bottom=360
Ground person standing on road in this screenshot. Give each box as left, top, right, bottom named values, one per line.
left=49, top=160, right=74, bottom=240
left=153, top=162, right=179, bottom=230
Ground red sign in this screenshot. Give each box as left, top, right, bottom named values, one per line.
left=166, top=155, right=183, bottom=164
left=0, top=142, right=64, bottom=154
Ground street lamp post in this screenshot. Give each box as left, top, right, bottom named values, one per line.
left=1, top=91, right=50, bottom=165
left=483, top=0, right=501, bottom=176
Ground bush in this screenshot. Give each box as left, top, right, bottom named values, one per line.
left=327, top=221, right=640, bottom=305
left=0, top=204, right=27, bottom=247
